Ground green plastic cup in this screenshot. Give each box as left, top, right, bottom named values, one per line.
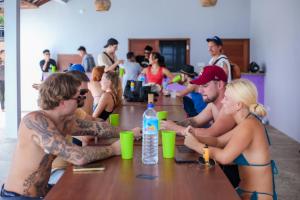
left=161, top=130, right=176, bottom=158
left=157, top=111, right=168, bottom=120
left=172, top=75, right=181, bottom=83
left=119, top=68, right=125, bottom=77
left=51, top=65, right=57, bottom=72
left=157, top=111, right=168, bottom=129
left=120, top=131, right=134, bottom=159
left=109, top=114, right=119, bottom=127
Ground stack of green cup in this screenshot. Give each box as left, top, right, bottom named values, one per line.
left=119, top=68, right=125, bottom=77
left=161, top=130, right=176, bottom=158
left=172, top=75, right=181, bottom=83
left=109, top=114, right=119, bottom=127
left=157, top=111, right=168, bottom=129
left=120, top=131, right=134, bottom=159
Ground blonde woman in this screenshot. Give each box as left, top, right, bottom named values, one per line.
left=92, top=71, right=122, bottom=120
left=184, top=79, right=277, bottom=200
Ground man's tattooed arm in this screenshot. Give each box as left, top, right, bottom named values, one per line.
left=70, top=118, right=119, bottom=138
left=23, top=112, right=114, bottom=166
left=176, top=118, right=199, bottom=127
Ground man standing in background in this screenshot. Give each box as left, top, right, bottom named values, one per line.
left=39, top=49, right=57, bottom=73
left=77, top=46, right=96, bottom=72
left=207, top=36, right=231, bottom=81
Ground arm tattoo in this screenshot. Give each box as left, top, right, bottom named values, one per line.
left=76, top=146, right=113, bottom=164
left=23, top=112, right=114, bottom=168
left=176, top=118, right=198, bottom=127
left=72, top=119, right=119, bottom=138
left=23, top=154, right=56, bottom=197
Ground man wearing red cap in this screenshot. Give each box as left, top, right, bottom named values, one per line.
left=161, top=65, right=235, bottom=137
left=161, top=65, right=239, bottom=187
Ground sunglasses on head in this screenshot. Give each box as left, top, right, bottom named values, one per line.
left=198, top=156, right=216, bottom=168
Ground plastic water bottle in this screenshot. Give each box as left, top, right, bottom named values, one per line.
left=130, top=81, right=135, bottom=92
left=162, top=78, right=168, bottom=90
left=142, top=103, right=159, bottom=165
left=138, top=74, right=146, bottom=86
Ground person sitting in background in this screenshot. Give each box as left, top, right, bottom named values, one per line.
left=121, top=52, right=142, bottom=92
left=136, top=45, right=153, bottom=68
left=98, top=38, right=124, bottom=72
left=175, top=64, right=206, bottom=117
left=93, top=71, right=122, bottom=120
left=77, top=46, right=96, bottom=72
left=141, top=52, right=173, bottom=86
left=1, top=73, right=141, bottom=199
left=39, top=49, right=57, bottom=73
left=207, top=36, right=231, bottom=81
left=88, top=66, right=105, bottom=106
left=184, top=79, right=277, bottom=200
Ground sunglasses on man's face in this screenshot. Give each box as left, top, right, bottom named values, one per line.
left=69, top=95, right=86, bottom=104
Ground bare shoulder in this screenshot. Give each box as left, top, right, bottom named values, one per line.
left=22, top=111, right=52, bottom=128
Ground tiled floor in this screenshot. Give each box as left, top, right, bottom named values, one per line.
left=0, top=112, right=299, bottom=199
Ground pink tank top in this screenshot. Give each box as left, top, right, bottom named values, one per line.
left=146, top=66, right=164, bottom=85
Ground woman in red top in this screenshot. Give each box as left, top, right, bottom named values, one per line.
left=141, top=52, right=173, bottom=85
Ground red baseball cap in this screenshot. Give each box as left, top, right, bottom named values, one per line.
left=190, top=65, right=227, bottom=85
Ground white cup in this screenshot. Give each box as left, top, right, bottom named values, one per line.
left=171, top=90, right=177, bottom=98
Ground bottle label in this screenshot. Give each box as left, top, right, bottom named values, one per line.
left=143, top=118, right=158, bottom=135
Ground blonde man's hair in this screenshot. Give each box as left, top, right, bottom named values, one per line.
left=226, top=79, right=266, bottom=117
left=38, top=73, right=81, bottom=110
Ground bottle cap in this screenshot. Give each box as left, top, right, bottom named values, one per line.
left=147, top=103, right=154, bottom=108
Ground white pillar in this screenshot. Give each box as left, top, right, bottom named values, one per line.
left=4, top=0, right=21, bottom=138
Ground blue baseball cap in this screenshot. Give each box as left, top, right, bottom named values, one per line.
left=206, top=36, right=223, bottom=46
left=69, top=64, right=85, bottom=73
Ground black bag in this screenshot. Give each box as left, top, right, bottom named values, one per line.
left=123, top=80, right=151, bottom=102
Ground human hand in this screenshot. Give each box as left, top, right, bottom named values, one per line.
left=132, top=127, right=142, bottom=140
left=111, top=140, right=121, bottom=156
left=184, top=127, right=201, bottom=153
left=32, top=83, right=40, bottom=90
left=160, top=120, right=176, bottom=130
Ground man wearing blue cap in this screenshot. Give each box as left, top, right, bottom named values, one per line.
left=207, top=36, right=231, bottom=81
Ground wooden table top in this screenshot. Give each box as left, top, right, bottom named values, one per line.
left=45, top=147, right=240, bottom=200
left=45, top=101, right=239, bottom=200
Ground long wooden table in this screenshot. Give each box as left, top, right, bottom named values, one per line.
left=45, top=98, right=240, bottom=200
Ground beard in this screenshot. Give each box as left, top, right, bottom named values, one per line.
left=203, top=94, right=218, bottom=103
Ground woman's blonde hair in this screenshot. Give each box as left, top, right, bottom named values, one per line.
left=103, top=71, right=122, bottom=106
left=91, top=66, right=105, bottom=81
left=226, top=79, right=266, bottom=117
